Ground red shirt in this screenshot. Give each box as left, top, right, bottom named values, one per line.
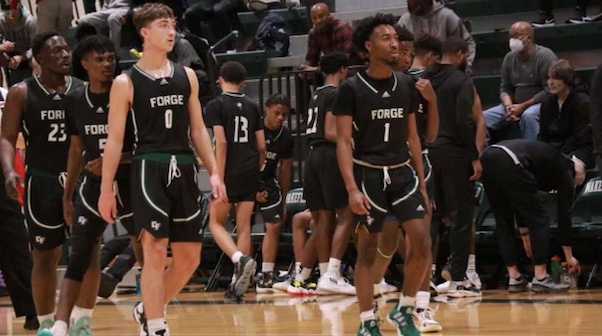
left=305, top=17, right=363, bottom=66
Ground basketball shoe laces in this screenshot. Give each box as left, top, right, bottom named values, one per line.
left=167, top=155, right=182, bottom=187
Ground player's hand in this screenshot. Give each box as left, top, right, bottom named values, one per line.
left=256, top=190, right=268, bottom=203
left=1, top=41, right=15, bottom=53
left=4, top=170, right=23, bottom=201
left=209, top=173, right=227, bottom=204
left=415, top=79, right=436, bottom=102
left=567, top=256, right=581, bottom=275
left=470, top=159, right=482, bottom=181
left=572, top=157, right=586, bottom=186
left=62, top=198, right=74, bottom=227
left=98, top=190, right=117, bottom=224
left=8, top=55, right=23, bottom=69
left=85, top=158, right=103, bottom=176
left=349, top=189, right=370, bottom=215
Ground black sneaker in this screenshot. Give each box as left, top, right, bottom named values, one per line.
left=530, top=275, right=570, bottom=293
left=532, top=12, right=555, bottom=27
left=508, top=275, right=529, bottom=293
left=256, top=271, right=275, bottom=294
left=23, top=315, right=39, bottom=330
left=98, top=272, right=120, bottom=298
left=567, top=9, right=589, bottom=23
left=232, top=256, right=257, bottom=297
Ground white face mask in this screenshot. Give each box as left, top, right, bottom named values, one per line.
left=509, top=38, right=524, bottom=52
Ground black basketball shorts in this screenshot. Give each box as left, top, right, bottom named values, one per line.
left=225, top=168, right=260, bottom=203
left=25, top=171, right=68, bottom=250
left=259, top=178, right=283, bottom=223
left=131, top=155, right=203, bottom=242
left=354, top=163, right=426, bottom=233
left=303, top=145, right=348, bottom=211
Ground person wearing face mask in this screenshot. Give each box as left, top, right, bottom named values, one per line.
left=300, top=2, right=362, bottom=71
left=538, top=59, right=593, bottom=170
left=398, top=0, right=476, bottom=72
left=483, top=21, right=557, bottom=143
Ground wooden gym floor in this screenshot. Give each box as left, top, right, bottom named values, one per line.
left=2, top=289, right=602, bottom=335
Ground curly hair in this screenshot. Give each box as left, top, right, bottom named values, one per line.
left=352, top=13, right=398, bottom=54
left=413, top=34, right=442, bottom=57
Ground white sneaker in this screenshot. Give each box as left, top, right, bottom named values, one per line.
left=436, top=281, right=450, bottom=294
left=447, top=279, right=482, bottom=298
left=466, top=271, right=482, bottom=290
left=380, top=279, right=398, bottom=293
left=272, top=277, right=291, bottom=292
left=413, top=307, right=443, bottom=333
left=317, top=273, right=356, bottom=295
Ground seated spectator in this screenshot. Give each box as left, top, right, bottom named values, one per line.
left=398, top=0, right=476, bottom=70
left=533, top=0, right=602, bottom=26
left=0, top=1, right=36, bottom=85
left=483, top=21, right=557, bottom=142
left=300, top=2, right=362, bottom=70
left=538, top=59, right=594, bottom=168
left=77, top=0, right=131, bottom=50
left=184, top=0, right=245, bottom=48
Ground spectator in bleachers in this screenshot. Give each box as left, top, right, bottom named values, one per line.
left=483, top=21, right=557, bottom=142
left=0, top=1, right=36, bottom=85
left=32, top=0, right=72, bottom=36
left=398, top=0, right=476, bottom=71
left=184, top=0, right=244, bottom=47
left=300, top=2, right=362, bottom=70
left=538, top=59, right=593, bottom=169
left=591, top=63, right=602, bottom=169
left=533, top=0, right=602, bottom=27
left=83, top=0, right=100, bottom=14
left=77, top=0, right=131, bottom=50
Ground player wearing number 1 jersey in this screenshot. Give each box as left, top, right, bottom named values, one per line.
left=204, top=61, right=266, bottom=300
left=98, top=4, right=226, bottom=336
left=0, top=32, right=82, bottom=332
left=334, top=14, right=431, bottom=336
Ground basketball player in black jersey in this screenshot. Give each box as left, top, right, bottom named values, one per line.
left=0, top=32, right=83, bottom=331
left=98, top=4, right=225, bottom=336
left=255, top=93, right=294, bottom=293
left=290, top=52, right=356, bottom=296
left=334, top=14, right=430, bottom=335
left=38, top=36, right=138, bottom=336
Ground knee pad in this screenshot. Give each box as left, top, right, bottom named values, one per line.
left=64, top=236, right=99, bottom=282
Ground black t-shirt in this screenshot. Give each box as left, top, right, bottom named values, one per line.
left=333, top=70, right=419, bottom=166
left=262, top=124, right=294, bottom=181
left=204, top=92, right=263, bottom=176
left=407, top=67, right=430, bottom=150
left=306, top=84, right=337, bottom=147
left=128, top=62, right=193, bottom=156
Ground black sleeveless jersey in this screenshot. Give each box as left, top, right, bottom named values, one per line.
left=205, top=92, right=263, bottom=176
left=333, top=70, right=419, bottom=166
left=128, top=62, right=192, bottom=155
left=64, top=85, right=134, bottom=179
left=262, top=125, right=294, bottom=180
left=407, top=68, right=430, bottom=150
left=306, top=85, right=337, bottom=147
left=22, top=76, right=83, bottom=174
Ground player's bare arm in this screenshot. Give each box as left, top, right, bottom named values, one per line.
left=185, top=67, right=226, bottom=202
left=407, top=112, right=428, bottom=208
left=0, top=82, right=27, bottom=200
left=99, top=73, right=131, bottom=223
left=324, top=110, right=337, bottom=142
left=63, top=135, right=84, bottom=225
left=279, top=157, right=292, bottom=218
left=472, top=87, right=486, bottom=154
left=336, top=114, right=369, bottom=215
left=416, top=79, right=439, bottom=143
left=256, top=129, right=267, bottom=170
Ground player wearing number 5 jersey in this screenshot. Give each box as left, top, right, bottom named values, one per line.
left=0, top=32, right=82, bottom=332
left=204, top=61, right=266, bottom=300
left=98, top=4, right=226, bottom=336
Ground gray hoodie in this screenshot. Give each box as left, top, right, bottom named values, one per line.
left=398, top=0, right=476, bottom=66
left=0, top=7, right=36, bottom=56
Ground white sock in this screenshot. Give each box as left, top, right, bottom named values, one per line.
left=327, top=258, right=341, bottom=276
left=37, top=313, right=54, bottom=325
left=294, top=262, right=301, bottom=276
left=399, top=294, right=416, bottom=308
left=295, top=267, right=312, bottom=282
left=52, top=320, right=68, bottom=336
left=360, top=310, right=375, bottom=323
left=231, top=251, right=243, bottom=264
left=416, top=291, right=431, bottom=311
left=147, top=318, right=166, bottom=334
left=262, top=262, right=275, bottom=273
left=467, top=254, right=476, bottom=272
left=319, top=262, right=328, bottom=276
left=70, top=306, right=94, bottom=324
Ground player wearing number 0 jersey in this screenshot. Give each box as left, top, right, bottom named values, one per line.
left=0, top=32, right=82, bottom=332
left=204, top=61, right=266, bottom=300
left=334, top=14, right=431, bottom=336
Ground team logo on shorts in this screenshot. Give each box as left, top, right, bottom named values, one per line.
left=366, top=215, right=375, bottom=226
left=78, top=216, right=88, bottom=225
left=151, top=221, right=161, bottom=231
left=35, top=236, right=46, bottom=244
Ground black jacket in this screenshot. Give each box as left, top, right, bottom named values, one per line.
left=591, top=64, right=602, bottom=156
left=424, top=63, right=478, bottom=160
left=538, top=83, right=594, bottom=167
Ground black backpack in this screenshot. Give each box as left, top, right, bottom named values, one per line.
left=252, top=12, right=290, bottom=56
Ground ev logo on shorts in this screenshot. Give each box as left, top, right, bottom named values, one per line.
left=78, top=216, right=88, bottom=225
left=35, top=236, right=46, bottom=244
left=151, top=221, right=161, bottom=231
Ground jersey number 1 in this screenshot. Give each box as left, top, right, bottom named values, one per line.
left=306, top=107, right=318, bottom=135
left=234, top=116, right=249, bottom=143
left=383, top=123, right=390, bottom=142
